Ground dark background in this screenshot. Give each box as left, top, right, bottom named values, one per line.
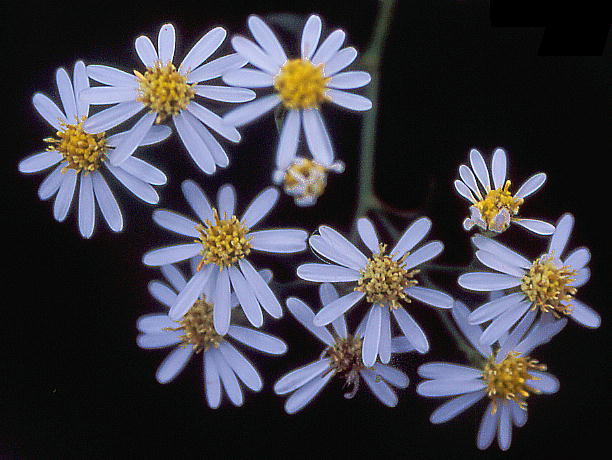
left=3, top=0, right=610, bottom=458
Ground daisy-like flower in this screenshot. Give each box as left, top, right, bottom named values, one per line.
left=137, top=262, right=287, bottom=408
left=274, top=283, right=411, bottom=414
left=143, top=180, right=308, bottom=333
left=296, top=217, right=454, bottom=366
left=80, top=24, right=254, bottom=174
left=416, top=301, right=565, bottom=451
left=222, top=14, right=372, bottom=178
left=19, top=61, right=170, bottom=238
left=454, top=148, right=554, bottom=235
left=272, top=156, right=345, bottom=206
left=458, top=213, right=600, bottom=345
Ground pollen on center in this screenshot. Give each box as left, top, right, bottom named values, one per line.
left=164, top=297, right=222, bottom=353
left=273, top=58, right=330, bottom=110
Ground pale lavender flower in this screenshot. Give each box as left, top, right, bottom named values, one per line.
left=274, top=283, right=411, bottom=414
left=19, top=61, right=170, bottom=238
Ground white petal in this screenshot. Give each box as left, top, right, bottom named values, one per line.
left=187, top=53, right=247, bottom=83
left=390, top=337, right=415, bottom=353
left=563, top=247, right=590, bottom=270
left=431, top=391, right=486, bottom=424
left=156, top=346, right=193, bottom=384
left=80, top=86, right=138, bottom=105
left=218, top=341, right=262, bottom=392
left=78, top=173, right=95, bottom=238
left=148, top=280, right=177, bottom=308
left=73, top=61, right=90, bottom=118
left=174, top=112, right=216, bottom=174
left=548, top=213, right=574, bottom=258
left=496, top=309, right=537, bottom=363
left=309, top=235, right=363, bottom=271
left=38, top=162, right=63, bottom=198
left=301, top=15, right=322, bottom=60
left=372, top=363, right=409, bottom=389
left=184, top=115, right=229, bottom=168
left=454, top=180, right=476, bottom=203
left=137, top=314, right=176, bottom=334
left=216, top=183, right=236, bottom=217
left=458, top=164, right=483, bottom=200
left=161, top=265, right=187, bottom=292
left=203, top=350, right=222, bottom=409
left=275, top=109, right=301, bottom=170
left=319, top=225, right=368, bottom=267
left=241, top=187, right=279, bottom=228
left=222, top=68, right=274, bottom=88
left=82, top=101, right=143, bottom=133
left=323, top=47, right=358, bottom=77
left=475, top=250, right=526, bottom=277
left=227, top=325, right=287, bottom=354
left=181, top=179, right=214, bottom=223
left=135, top=35, right=158, bottom=68
left=211, top=348, right=243, bottom=406
left=452, top=301, right=492, bottom=357
left=250, top=229, right=308, bottom=253
left=168, top=266, right=214, bottom=319
left=392, top=217, right=432, bottom=259
left=86, top=65, right=138, bottom=87
left=18, top=151, right=62, bottom=174
left=468, top=292, right=525, bottom=325
left=403, top=241, right=444, bottom=269
left=417, top=378, right=486, bottom=397
left=286, top=297, right=335, bottom=346
left=297, top=263, right=361, bottom=282
left=527, top=371, right=560, bottom=394
left=119, top=156, right=167, bottom=185
left=362, top=306, right=382, bottom=366
left=187, top=101, right=241, bottom=142
left=231, top=35, right=280, bottom=75
left=510, top=401, right=528, bottom=427
left=328, top=71, right=371, bottom=89
left=104, top=163, right=158, bottom=204
left=302, top=108, right=334, bottom=166
left=313, top=291, right=365, bottom=326
left=469, top=148, right=491, bottom=192
left=247, top=15, right=287, bottom=66
left=477, top=401, right=498, bottom=450
left=357, top=217, right=379, bottom=253
left=53, top=170, right=77, bottom=222
left=143, top=243, right=201, bottom=266
left=458, top=272, right=521, bottom=291
left=406, top=286, right=453, bottom=309
left=56, top=67, right=77, bottom=122
left=180, top=27, right=227, bottom=73
left=491, top=148, right=507, bottom=190
left=33, top=93, right=66, bottom=130
left=327, top=88, right=372, bottom=111
left=228, top=265, right=263, bottom=328
left=312, top=30, right=345, bottom=65
left=238, top=259, right=283, bottom=319
left=283, top=371, right=334, bottom=414
left=378, top=307, right=391, bottom=363
left=195, top=85, right=255, bottom=103
left=213, top=268, right=232, bottom=335
left=222, top=94, right=280, bottom=127
left=479, top=300, right=531, bottom=345
left=152, top=210, right=199, bottom=237
left=418, top=362, right=482, bottom=380
left=319, top=282, right=339, bottom=306
left=515, top=172, right=546, bottom=199
left=513, top=218, right=555, bottom=235
left=91, top=171, right=123, bottom=231
left=137, top=332, right=181, bottom=349
left=360, top=369, right=398, bottom=407
left=497, top=401, right=512, bottom=451
left=570, top=298, right=601, bottom=328
left=471, top=234, right=531, bottom=269
left=392, top=307, right=429, bottom=353
left=109, top=112, right=156, bottom=165
left=157, top=24, right=176, bottom=65
left=274, top=359, right=331, bottom=395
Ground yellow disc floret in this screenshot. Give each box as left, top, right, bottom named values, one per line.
left=164, top=297, right=222, bottom=353
left=483, top=351, right=546, bottom=413
left=473, top=180, right=523, bottom=231
left=521, top=255, right=577, bottom=317
left=273, top=59, right=330, bottom=110
left=135, top=61, right=195, bottom=123
left=355, top=243, right=419, bottom=310
left=44, top=118, right=107, bottom=174
left=195, top=209, right=252, bottom=270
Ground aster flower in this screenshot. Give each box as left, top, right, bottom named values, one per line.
left=454, top=148, right=554, bottom=235
left=137, top=262, right=287, bottom=408
left=274, top=283, right=411, bottom=414
left=19, top=61, right=170, bottom=238
left=80, top=24, right=254, bottom=174
left=458, top=213, right=600, bottom=345
left=143, top=180, right=308, bottom=333
left=222, top=14, right=372, bottom=178
left=296, top=217, right=454, bottom=366
left=416, top=301, right=565, bottom=451
left=272, top=156, right=345, bottom=206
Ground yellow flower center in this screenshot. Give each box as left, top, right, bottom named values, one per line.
left=473, top=180, right=523, bottom=231
left=273, top=59, right=330, bottom=110
left=135, top=61, right=195, bottom=123
left=44, top=118, right=107, bottom=174
left=195, top=209, right=252, bottom=270
left=355, top=243, right=419, bottom=309
left=324, top=335, right=365, bottom=378
left=164, top=297, right=222, bottom=353
left=283, top=158, right=328, bottom=202
left=482, top=351, right=546, bottom=413
left=521, top=255, right=577, bottom=317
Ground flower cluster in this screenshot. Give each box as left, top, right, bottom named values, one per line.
left=19, top=11, right=599, bottom=452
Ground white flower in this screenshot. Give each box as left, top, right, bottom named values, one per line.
left=454, top=148, right=554, bottom=235
left=458, top=213, right=600, bottom=345
left=272, top=156, right=345, bottom=206
left=19, top=61, right=170, bottom=238
left=274, top=283, right=411, bottom=414
left=222, top=14, right=372, bottom=178
left=297, top=217, right=454, bottom=366
left=143, top=180, right=308, bottom=333
left=416, top=301, right=565, bottom=451
left=137, top=263, right=287, bottom=408
left=80, top=24, right=254, bottom=174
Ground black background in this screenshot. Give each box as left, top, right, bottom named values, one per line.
left=3, top=0, right=610, bottom=458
